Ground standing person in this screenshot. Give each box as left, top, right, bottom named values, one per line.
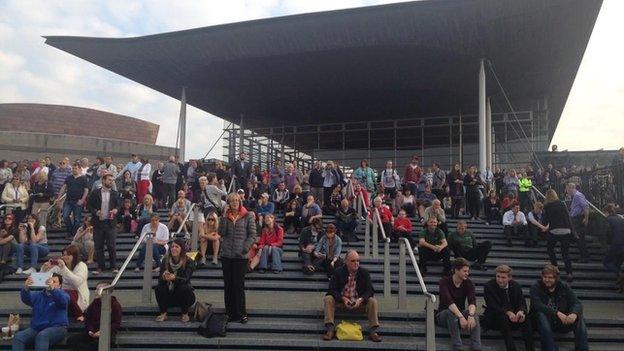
left=1, top=175, right=29, bottom=223
left=448, top=164, right=464, bottom=218
left=136, top=158, right=151, bottom=204
left=418, top=217, right=451, bottom=275
left=309, top=161, right=325, bottom=207
left=161, top=156, right=180, bottom=208
left=566, top=183, right=590, bottom=263
left=12, top=274, right=69, bottom=351
left=31, top=172, right=54, bottom=227
left=283, top=163, right=301, bottom=194
left=518, top=172, right=533, bottom=213
left=530, top=264, right=588, bottom=351
left=57, top=162, right=89, bottom=238
left=435, top=258, right=482, bottom=351
left=483, top=265, right=534, bottom=351
left=503, top=170, right=520, bottom=198
left=431, top=162, right=447, bottom=200
left=322, top=161, right=340, bottom=206
left=231, top=152, right=252, bottom=192
left=0, top=160, right=12, bottom=193
left=269, top=159, right=285, bottom=195
left=463, top=166, right=482, bottom=221
left=353, top=159, right=376, bottom=193
left=448, top=220, right=492, bottom=271
left=87, top=173, right=119, bottom=275
left=380, top=160, right=401, bottom=199
left=502, top=203, right=528, bottom=247
left=403, top=155, right=422, bottom=196
left=218, top=193, right=256, bottom=324
left=603, top=203, right=624, bottom=284
left=154, top=238, right=196, bottom=323
left=543, top=189, right=575, bottom=282
left=151, top=161, right=164, bottom=208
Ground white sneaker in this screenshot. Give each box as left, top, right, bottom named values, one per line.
left=15, top=268, right=23, bottom=275
left=23, top=268, right=36, bottom=275
left=413, top=246, right=419, bottom=254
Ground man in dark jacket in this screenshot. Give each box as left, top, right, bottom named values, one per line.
left=87, top=173, right=120, bottom=275
left=231, top=152, right=252, bottom=191
left=483, top=265, right=534, bottom=351
left=603, top=203, right=624, bottom=290
left=323, top=250, right=381, bottom=342
left=299, top=218, right=325, bottom=274
left=309, top=161, right=325, bottom=207
left=66, top=281, right=123, bottom=351
left=530, top=264, right=588, bottom=351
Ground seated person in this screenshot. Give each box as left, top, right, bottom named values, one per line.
left=417, top=185, right=437, bottom=219
left=257, top=214, right=284, bottom=274
left=400, top=188, right=416, bottom=217
left=0, top=213, right=18, bottom=264
left=13, top=274, right=69, bottom=351
left=370, top=197, right=393, bottom=240
left=418, top=217, right=451, bottom=275
left=448, top=220, right=492, bottom=271
left=335, top=199, right=358, bottom=242
left=66, top=281, right=123, bottom=351
left=301, top=195, right=323, bottom=227
left=527, top=202, right=547, bottom=248
left=14, top=214, right=49, bottom=275
left=154, top=238, right=196, bottom=323
left=530, top=264, right=588, bottom=351
left=255, top=193, right=275, bottom=225
left=135, top=213, right=170, bottom=272
left=168, top=190, right=191, bottom=234
left=199, top=212, right=220, bottom=266
left=391, top=209, right=414, bottom=246
left=435, top=258, right=481, bottom=351
left=313, top=224, right=343, bottom=278
left=116, top=199, right=136, bottom=233
left=271, top=181, right=290, bottom=213
left=299, top=217, right=325, bottom=274
left=423, top=199, right=448, bottom=234
left=72, top=215, right=95, bottom=264
left=283, top=199, right=302, bottom=235
left=289, top=184, right=304, bottom=204
left=134, top=194, right=156, bottom=238
left=324, top=185, right=343, bottom=214
left=502, top=203, right=528, bottom=247
left=483, top=190, right=501, bottom=224
left=501, top=194, right=515, bottom=213
left=41, top=245, right=89, bottom=321
left=322, top=250, right=381, bottom=342
left=483, top=265, right=534, bottom=351
left=352, top=183, right=371, bottom=210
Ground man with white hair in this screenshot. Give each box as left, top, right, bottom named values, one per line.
left=423, top=199, right=448, bottom=234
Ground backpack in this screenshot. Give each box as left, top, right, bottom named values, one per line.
left=191, top=301, right=213, bottom=321
left=197, top=310, right=227, bottom=338
left=335, top=321, right=363, bottom=341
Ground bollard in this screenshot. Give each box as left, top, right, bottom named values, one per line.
left=398, top=239, right=407, bottom=310
left=383, top=239, right=391, bottom=298
left=142, top=233, right=153, bottom=303
left=98, top=289, right=112, bottom=351
left=364, top=217, right=370, bottom=258
left=372, top=211, right=379, bottom=259
left=191, top=205, right=199, bottom=251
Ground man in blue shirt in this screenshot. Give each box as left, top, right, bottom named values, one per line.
left=13, top=273, right=70, bottom=351
left=566, top=183, right=590, bottom=262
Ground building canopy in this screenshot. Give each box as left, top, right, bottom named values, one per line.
left=45, top=0, right=601, bottom=138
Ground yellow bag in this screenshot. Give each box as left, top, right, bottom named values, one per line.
left=335, top=321, right=363, bottom=341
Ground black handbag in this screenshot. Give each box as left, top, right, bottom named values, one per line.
left=197, top=310, right=227, bottom=338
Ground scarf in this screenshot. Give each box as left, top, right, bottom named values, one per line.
left=166, top=255, right=184, bottom=291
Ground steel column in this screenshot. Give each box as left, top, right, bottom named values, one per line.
left=478, top=59, right=487, bottom=173
left=178, top=87, right=187, bottom=162
left=486, top=97, right=492, bottom=171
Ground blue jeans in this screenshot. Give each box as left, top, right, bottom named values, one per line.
left=435, top=309, right=482, bottom=350
left=13, top=326, right=67, bottom=351
left=536, top=311, right=588, bottom=351
left=14, top=243, right=49, bottom=269
left=63, top=202, right=83, bottom=236
left=136, top=243, right=166, bottom=269
left=258, top=246, right=283, bottom=271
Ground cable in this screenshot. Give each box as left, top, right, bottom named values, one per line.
left=202, top=122, right=233, bottom=160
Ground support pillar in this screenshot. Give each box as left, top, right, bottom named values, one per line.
left=178, top=87, right=187, bottom=162
left=239, top=115, right=244, bottom=155
left=486, top=97, right=492, bottom=171
left=478, top=59, right=487, bottom=173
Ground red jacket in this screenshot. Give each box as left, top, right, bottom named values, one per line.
left=404, top=164, right=422, bottom=184
left=370, top=206, right=393, bottom=224
left=394, top=217, right=412, bottom=232
left=258, top=224, right=284, bottom=249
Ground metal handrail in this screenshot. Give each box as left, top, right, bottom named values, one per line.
left=172, top=203, right=196, bottom=239
left=372, top=208, right=391, bottom=298
left=227, top=175, right=237, bottom=194
left=532, top=185, right=606, bottom=218
left=398, top=237, right=436, bottom=351
left=0, top=203, right=21, bottom=211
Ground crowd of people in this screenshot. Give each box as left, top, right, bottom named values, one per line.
left=0, top=150, right=623, bottom=351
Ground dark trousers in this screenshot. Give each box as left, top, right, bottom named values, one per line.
left=571, top=216, right=590, bottom=260
left=519, top=191, right=532, bottom=213
left=323, top=186, right=336, bottom=207
left=504, top=224, right=527, bottom=242
left=451, top=197, right=463, bottom=218
left=283, top=215, right=302, bottom=233
left=534, top=312, right=588, bottom=351
left=466, top=192, right=481, bottom=218
left=221, top=257, right=248, bottom=320
left=163, top=183, right=176, bottom=208
left=94, top=223, right=117, bottom=270
left=313, top=257, right=343, bottom=277
left=336, top=219, right=358, bottom=242
left=528, top=223, right=543, bottom=244
left=432, top=189, right=446, bottom=202
left=482, top=312, right=534, bottom=351
left=547, top=234, right=573, bottom=275
left=451, top=241, right=492, bottom=264
left=401, top=203, right=415, bottom=217
left=418, top=246, right=451, bottom=273
left=154, top=283, right=195, bottom=314
left=603, top=245, right=624, bottom=275
left=486, top=207, right=501, bottom=223
left=67, top=331, right=115, bottom=351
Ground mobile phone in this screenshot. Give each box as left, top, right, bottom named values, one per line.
left=50, top=259, right=59, bottom=266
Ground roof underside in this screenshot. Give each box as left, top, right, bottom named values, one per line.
left=45, top=0, right=602, bottom=139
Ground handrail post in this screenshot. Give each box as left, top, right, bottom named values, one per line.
left=398, top=239, right=407, bottom=309
left=364, top=216, right=371, bottom=258
left=142, top=233, right=153, bottom=303
left=372, top=209, right=379, bottom=259
left=191, top=205, right=199, bottom=251
left=383, top=238, right=391, bottom=298
left=98, top=288, right=112, bottom=351
left=425, top=297, right=436, bottom=351
left=356, top=194, right=362, bottom=218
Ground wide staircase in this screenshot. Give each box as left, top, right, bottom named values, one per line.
left=1, top=210, right=623, bottom=350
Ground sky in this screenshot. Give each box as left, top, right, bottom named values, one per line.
left=1, top=0, right=622, bottom=160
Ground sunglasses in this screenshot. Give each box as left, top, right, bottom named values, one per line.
left=207, top=218, right=215, bottom=222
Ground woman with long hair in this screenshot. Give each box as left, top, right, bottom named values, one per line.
left=463, top=165, right=482, bottom=220
left=0, top=213, right=18, bottom=264
left=219, top=193, right=256, bottom=324
left=257, top=214, right=284, bottom=274
left=136, top=158, right=151, bottom=203
left=117, top=170, right=137, bottom=202
left=543, top=189, right=575, bottom=282
left=154, top=238, right=196, bottom=323
left=199, top=212, right=221, bottom=266
left=134, top=194, right=155, bottom=238
left=14, top=213, right=48, bottom=274
left=72, top=215, right=95, bottom=264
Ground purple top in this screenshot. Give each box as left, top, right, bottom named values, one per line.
left=569, top=190, right=588, bottom=218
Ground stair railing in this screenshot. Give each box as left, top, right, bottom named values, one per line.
left=398, top=237, right=437, bottom=351
left=0, top=203, right=21, bottom=216
left=97, top=228, right=155, bottom=351
left=532, top=185, right=606, bottom=218
left=370, top=207, right=391, bottom=298
left=171, top=203, right=200, bottom=251
left=227, top=175, right=237, bottom=194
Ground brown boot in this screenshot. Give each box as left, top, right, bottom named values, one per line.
left=369, top=331, right=382, bottom=342
left=323, top=329, right=335, bottom=341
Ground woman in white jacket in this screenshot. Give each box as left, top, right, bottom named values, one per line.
left=41, top=244, right=89, bottom=321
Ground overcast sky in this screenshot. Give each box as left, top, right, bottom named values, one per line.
left=1, top=0, right=622, bottom=160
